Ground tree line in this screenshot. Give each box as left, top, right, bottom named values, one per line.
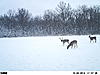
left=0, top=1, right=100, bottom=37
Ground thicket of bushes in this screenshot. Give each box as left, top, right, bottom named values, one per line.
left=0, top=1, right=100, bottom=37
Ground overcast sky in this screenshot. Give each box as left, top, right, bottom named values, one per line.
left=0, top=0, right=100, bottom=16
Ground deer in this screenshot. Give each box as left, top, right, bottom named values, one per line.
left=67, top=40, right=77, bottom=49
left=89, top=35, right=96, bottom=43
left=59, top=37, right=69, bottom=45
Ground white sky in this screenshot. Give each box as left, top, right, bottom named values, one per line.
left=0, top=0, right=100, bottom=16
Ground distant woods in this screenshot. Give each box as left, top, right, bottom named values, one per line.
left=0, top=1, right=100, bottom=37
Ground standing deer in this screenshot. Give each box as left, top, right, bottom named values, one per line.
left=67, top=40, right=77, bottom=49
left=89, top=35, right=96, bottom=43
left=59, top=37, right=69, bottom=45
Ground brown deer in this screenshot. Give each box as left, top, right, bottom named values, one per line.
left=89, top=35, right=96, bottom=43
left=67, top=40, right=77, bottom=49
left=59, top=37, right=69, bottom=45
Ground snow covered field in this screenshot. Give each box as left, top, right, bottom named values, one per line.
left=0, top=35, right=100, bottom=71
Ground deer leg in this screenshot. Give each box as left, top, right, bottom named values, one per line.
left=71, top=45, right=73, bottom=48
left=72, top=45, right=74, bottom=48
left=63, top=42, right=64, bottom=46
left=95, top=39, right=96, bottom=43
left=75, top=44, right=77, bottom=48
left=90, top=40, right=91, bottom=43
left=67, top=41, right=69, bottom=44
left=76, top=44, right=78, bottom=48
left=74, top=44, right=75, bottom=48
left=75, top=44, right=76, bottom=48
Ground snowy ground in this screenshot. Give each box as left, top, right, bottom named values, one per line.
left=0, top=35, right=100, bottom=71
